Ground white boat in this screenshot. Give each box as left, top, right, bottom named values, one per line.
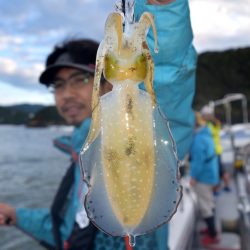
left=168, top=93, right=250, bottom=250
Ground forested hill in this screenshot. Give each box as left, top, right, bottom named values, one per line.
left=0, top=47, right=249, bottom=125
left=0, top=105, right=64, bottom=126
left=0, top=104, right=44, bottom=125
left=194, top=47, right=250, bottom=123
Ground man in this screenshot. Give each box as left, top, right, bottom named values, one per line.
left=0, top=0, right=196, bottom=249
left=201, top=105, right=231, bottom=192
left=189, top=112, right=220, bottom=246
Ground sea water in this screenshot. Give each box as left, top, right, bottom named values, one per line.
left=0, top=125, right=72, bottom=250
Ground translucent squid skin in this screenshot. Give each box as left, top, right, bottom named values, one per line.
left=80, top=10, right=181, bottom=242
left=101, top=83, right=155, bottom=227
left=104, top=52, right=147, bottom=82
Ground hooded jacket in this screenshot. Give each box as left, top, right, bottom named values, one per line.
left=190, top=126, right=220, bottom=185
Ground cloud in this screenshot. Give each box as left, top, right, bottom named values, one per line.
left=0, top=81, right=54, bottom=105
left=190, top=0, right=250, bottom=52
left=0, top=0, right=113, bottom=40
left=0, top=0, right=115, bottom=97
left=0, top=35, right=23, bottom=51
left=0, top=57, right=44, bottom=90
left=0, top=0, right=250, bottom=104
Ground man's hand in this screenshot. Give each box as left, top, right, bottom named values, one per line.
left=148, top=0, right=175, bottom=5
left=189, top=178, right=197, bottom=187
left=0, top=203, right=16, bottom=226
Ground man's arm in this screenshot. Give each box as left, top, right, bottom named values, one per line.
left=0, top=203, right=56, bottom=246
left=136, top=0, right=197, bottom=160
left=133, top=2, right=196, bottom=250
left=0, top=203, right=71, bottom=247
left=190, top=143, right=205, bottom=181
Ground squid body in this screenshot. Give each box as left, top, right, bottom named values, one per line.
left=80, top=10, right=181, bottom=244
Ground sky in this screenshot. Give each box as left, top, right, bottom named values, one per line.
left=0, top=0, right=250, bottom=106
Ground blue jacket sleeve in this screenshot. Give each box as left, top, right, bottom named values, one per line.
left=136, top=0, right=197, bottom=160
left=190, top=137, right=206, bottom=180
left=16, top=208, right=56, bottom=245
left=16, top=167, right=80, bottom=246
left=134, top=1, right=196, bottom=250
left=16, top=205, right=76, bottom=246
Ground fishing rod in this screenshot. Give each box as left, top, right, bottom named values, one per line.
left=122, top=0, right=126, bottom=15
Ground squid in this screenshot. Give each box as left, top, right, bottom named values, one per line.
left=80, top=3, right=181, bottom=246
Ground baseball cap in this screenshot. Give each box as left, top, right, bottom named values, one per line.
left=200, top=105, right=214, bottom=116
left=39, top=52, right=95, bottom=86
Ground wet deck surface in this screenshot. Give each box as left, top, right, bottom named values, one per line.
left=192, top=180, right=241, bottom=250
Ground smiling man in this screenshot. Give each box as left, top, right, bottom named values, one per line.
left=40, top=40, right=112, bottom=126
left=53, top=69, right=94, bottom=124
left=0, top=0, right=196, bottom=249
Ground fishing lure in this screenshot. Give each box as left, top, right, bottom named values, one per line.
left=80, top=1, right=181, bottom=246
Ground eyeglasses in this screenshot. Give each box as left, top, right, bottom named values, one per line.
left=49, top=72, right=93, bottom=94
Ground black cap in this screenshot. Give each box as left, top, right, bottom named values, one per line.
left=39, top=52, right=95, bottom=86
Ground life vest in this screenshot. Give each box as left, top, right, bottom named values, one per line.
left=207, top=122, right=223, bottom=155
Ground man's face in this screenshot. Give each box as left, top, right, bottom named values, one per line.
left=202, top=113, right=213, bottom=121
left=53, top=68, right=94, bottom=125
left=53, top=67, right=112, bottom=126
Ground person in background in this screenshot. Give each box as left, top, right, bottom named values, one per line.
left=0, top=0, right=197, bottom=249
left=201, top=105, right=231, bottom=193
left=190, top=112, right=220, bottom=246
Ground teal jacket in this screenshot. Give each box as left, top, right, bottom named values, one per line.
left=190, top=126, right=220, bottom=185
left=16, top=0, right=196, bottom=249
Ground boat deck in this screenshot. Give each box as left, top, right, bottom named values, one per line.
left=192, top=180, right=241, bottom=250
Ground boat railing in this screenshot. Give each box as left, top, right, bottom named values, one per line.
left=234, top=143, right=250, bottom=249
